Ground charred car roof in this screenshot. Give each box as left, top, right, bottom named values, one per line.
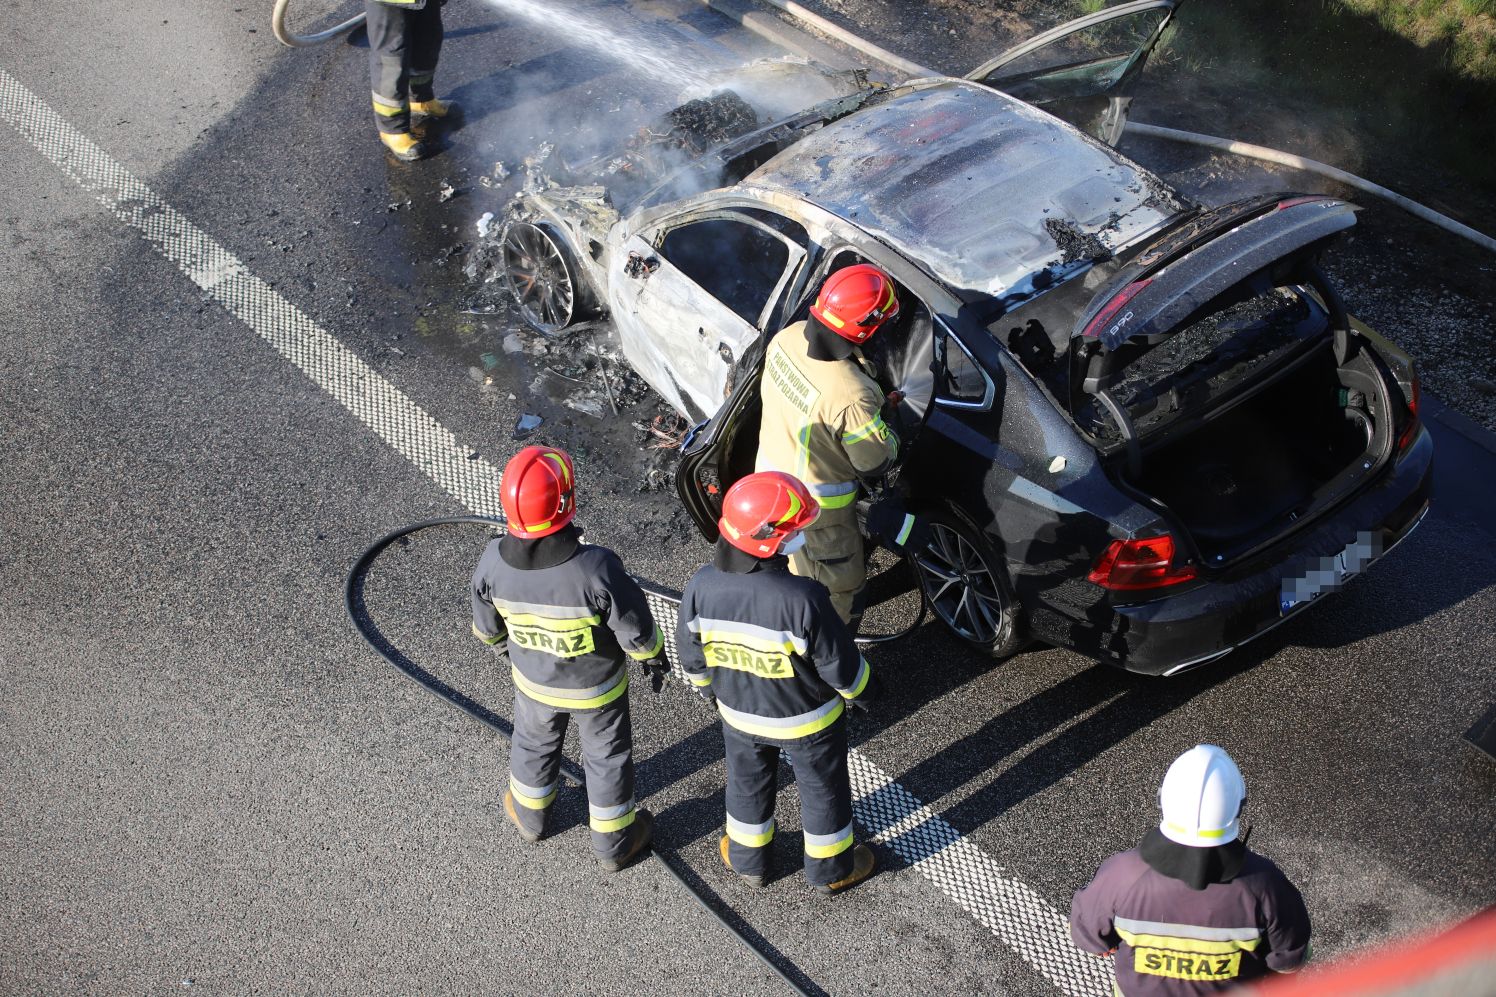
left=743, top=80, right=1188, bottom=300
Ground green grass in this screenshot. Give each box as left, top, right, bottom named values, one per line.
left=1334, top=0, right=1496, bottom=79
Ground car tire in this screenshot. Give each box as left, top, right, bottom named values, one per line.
left=500, top=219, right=595, bottom=334
left=912, top=507, right=1026, bottom=659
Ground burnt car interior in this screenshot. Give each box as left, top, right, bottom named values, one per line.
left=657, top=214, right=798, bottom=326
left=1075, top=260, right=1397, bottom=565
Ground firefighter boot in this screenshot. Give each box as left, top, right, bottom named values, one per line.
left=598, top=808, right=654, bottom=873
left=719, top=835, right=768, bottom=888
left=379, top=131, right=426, bottom=162
left=814, top=843, right=876, bottom=896
left=503, top=790, right=542, bottom=844
left=410, top=98, right=461, bottom=124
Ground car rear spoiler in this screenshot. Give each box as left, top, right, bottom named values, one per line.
left=1074, top=196, right=1359, bottom=353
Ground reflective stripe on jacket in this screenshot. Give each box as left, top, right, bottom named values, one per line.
left=755, top=321, right=898, bottom=508
left=470, top=540, right=662, bottom=710
left=1070, top=848, right=1311, bottom=996
left=677, top=558, right=870, bottom=740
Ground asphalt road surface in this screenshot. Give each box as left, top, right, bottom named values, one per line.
left=3, top=1, right=1493, bottom=994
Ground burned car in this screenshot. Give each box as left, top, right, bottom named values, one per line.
left=494, top=0, right=1432, bottom=674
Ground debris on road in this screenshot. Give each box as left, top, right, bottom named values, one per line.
left=476, top=211, right=496, bottom=238
left=513, top=413, right=544, bottom=439
left=438, top=180, right=458, bottom=203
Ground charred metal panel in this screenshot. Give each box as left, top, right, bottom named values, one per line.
left=744, top=81, right=1183, bottom=299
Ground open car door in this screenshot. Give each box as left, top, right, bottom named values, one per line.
left=677, top=246, right=943, bottom=541
left=966, top=0, right=1179, bottom=146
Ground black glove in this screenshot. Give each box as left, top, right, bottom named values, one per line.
left=694, top=684, right=716, bottom=709
left=865, top=496, right=929, bottom=556
left=846, top=669, right=882, bottom=713
left=639, top=653, right=670, bottom=695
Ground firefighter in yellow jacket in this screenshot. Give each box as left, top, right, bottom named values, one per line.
left=364, top=0, right=460, bottom=161
left=756, top=264, right=903, bottom=626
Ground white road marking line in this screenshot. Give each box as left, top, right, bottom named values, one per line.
left=1, top=66, right=1113, bottom=996
left=0, top=69, right=504, bottom=520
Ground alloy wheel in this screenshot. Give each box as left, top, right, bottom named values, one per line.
left=501, top=221, right=575, bottom=334
left=914, top=522, right=1010, bottom=644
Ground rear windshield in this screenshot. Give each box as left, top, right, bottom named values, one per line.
left=1078, top=285, right=1329, bottom=443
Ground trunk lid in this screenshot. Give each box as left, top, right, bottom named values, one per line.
left=1068, top=196, right=1401, bottom=568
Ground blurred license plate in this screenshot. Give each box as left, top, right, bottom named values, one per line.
left=1279, top=532, right=1383, bottom=616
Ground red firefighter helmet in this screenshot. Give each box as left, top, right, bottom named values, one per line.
left=718, top=472, right=821, bottom=557
left=808, top=264, right=900, bottom=344
left=501, top=445, right=577, bottom=538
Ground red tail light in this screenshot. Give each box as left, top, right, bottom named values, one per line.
left=1397, top=371, right=1421, bottom=451
left=1088, top=534, right=1198, bottom=591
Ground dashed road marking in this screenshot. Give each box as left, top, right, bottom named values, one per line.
left=2, top=65, right=1113, bottom=996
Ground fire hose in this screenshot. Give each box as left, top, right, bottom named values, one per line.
left=730, top=0, right=1496, bottom=257
left=346, top=516, right=929, bottom=997
left=271, top=0, right=365, bottom=47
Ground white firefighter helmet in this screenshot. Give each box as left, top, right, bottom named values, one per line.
left=1158, top=745, right=1246, bottom=847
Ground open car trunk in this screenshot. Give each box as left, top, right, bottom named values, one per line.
left=1073, top=196, right=1406, bottom=566
left=1124, top=337, right=1391, bottom=564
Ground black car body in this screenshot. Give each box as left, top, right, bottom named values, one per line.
left=498, top=1, right=1433, bottom=674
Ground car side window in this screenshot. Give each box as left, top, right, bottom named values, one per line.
left=939, top=333, right=991, bottom=407
left=657, top=217, right=791, bottom=325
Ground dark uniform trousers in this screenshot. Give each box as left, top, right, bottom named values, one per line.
left=724, top=717, right=855, bottom=887
left=365, top=0, right=444, bottom=135
left=509, top=688, right=638, bottom=863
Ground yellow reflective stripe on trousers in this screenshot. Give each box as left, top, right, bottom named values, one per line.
left=838, top=656, right=871, bottom=699
left=804, top=821, right=854, bottom=858
left=685, top=672, right=713, bottom=688
left=511, top=665, right=628, bottom=710
left=726, top=814, right=775, bottom=848
left=589, top=800, right=636, bottom=833
left=371, top=94, right=406, bottom=115
left=626, top=626, right=664, bottom=660
left=471, top=622, right=504, bottom=645
left=717, top=697, right=843, bottom=740
left=509, top=775, right=557, bottom=810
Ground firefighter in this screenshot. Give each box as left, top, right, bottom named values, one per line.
left=470, top=445, right=670, bottom=872
left=365, top=0, right=459, bottom=162
left=756, top=264, right=913, bottom=628
left=678, top=471, right=879, bottom=895
left=1070, top=745, right=1312, bottom=995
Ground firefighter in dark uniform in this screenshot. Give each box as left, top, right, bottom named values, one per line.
left=365, top=0, right=459, bottom=161
left=471, top=445, right=669, bottom=872
left=1070, top=745, right=1312, bottom=995
left=678, top=471, right=878, bottom=894
left=756, top=264, right=907, bottom=628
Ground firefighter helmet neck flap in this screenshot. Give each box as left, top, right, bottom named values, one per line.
left=809, top=264, right=900, bottom=345
left=501, top=445, right=578, bottom=538
left=719, top=472, right=821, bottom=558
left=1158, top=745, right=1246, bottom=847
